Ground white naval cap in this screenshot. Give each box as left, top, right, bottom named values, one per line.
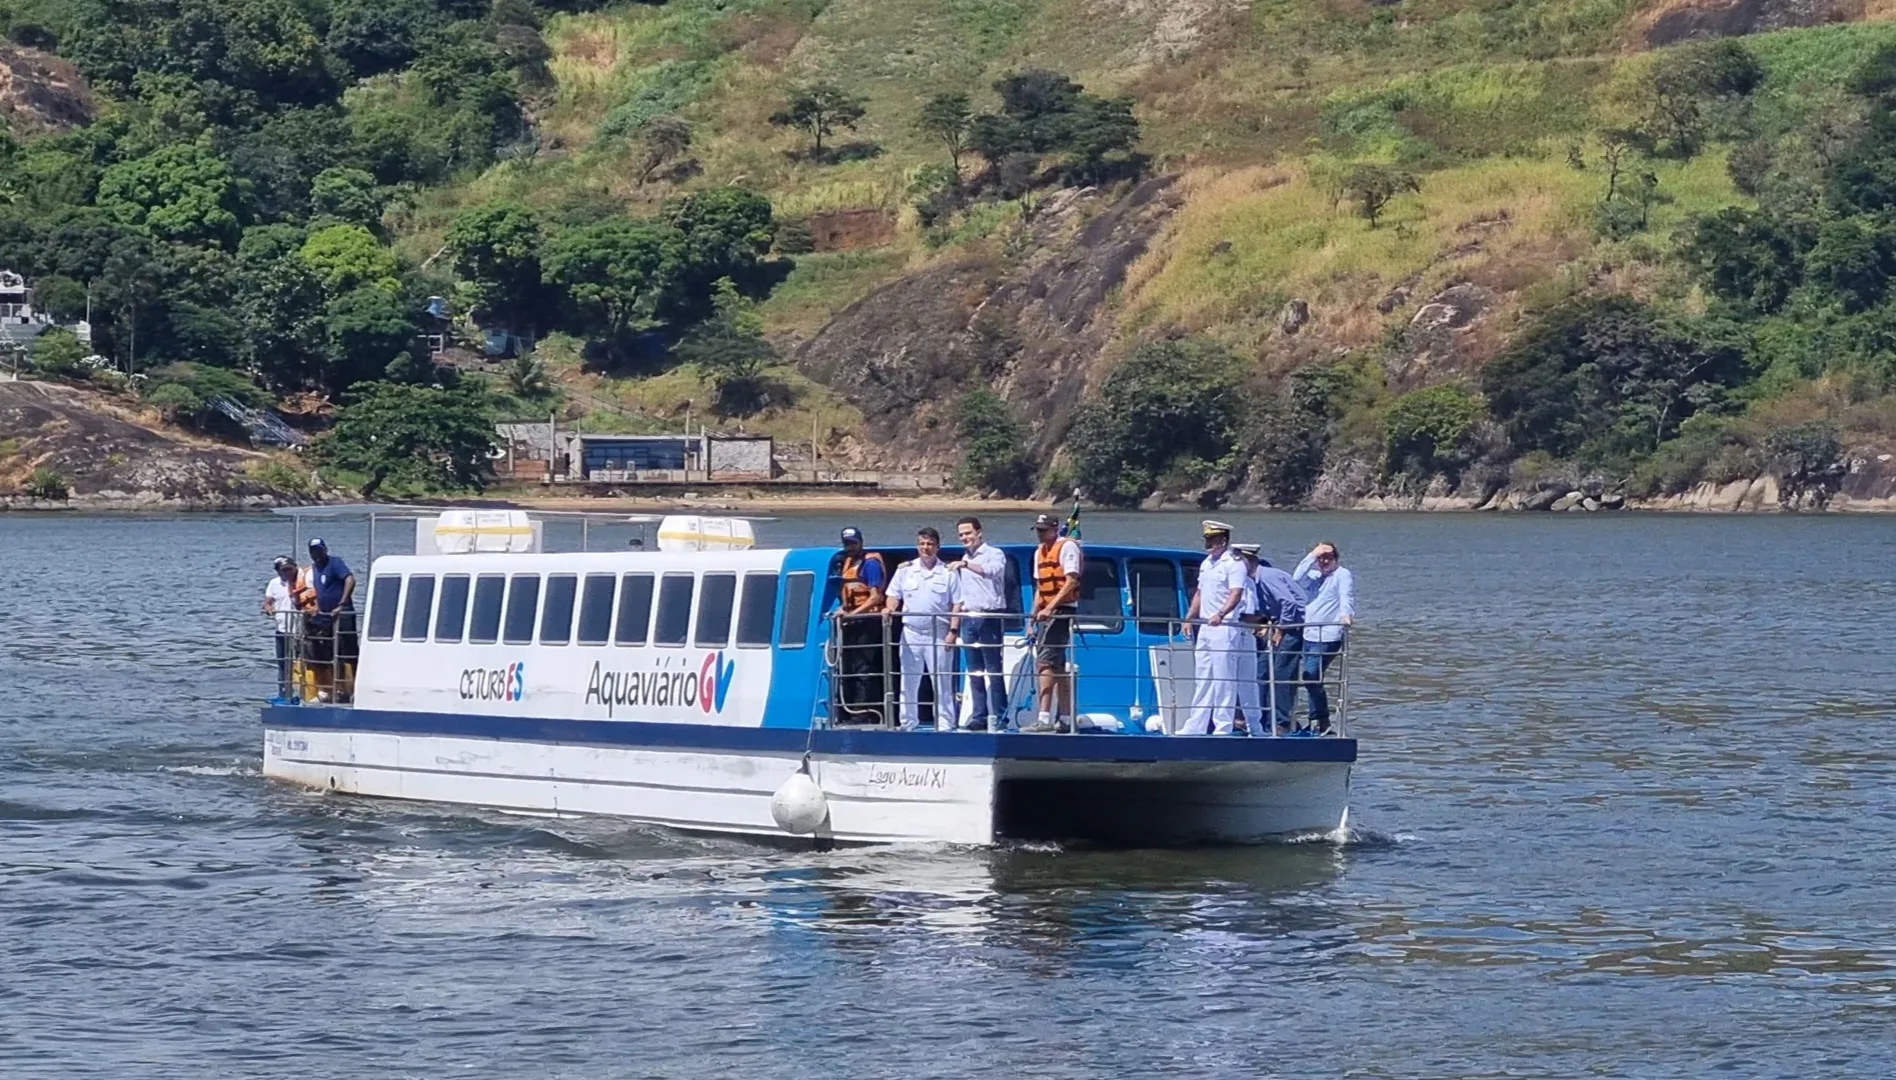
left=1233, top=543, right=1261, bottom=556
left=1201, top=520, right=1233, bottom=536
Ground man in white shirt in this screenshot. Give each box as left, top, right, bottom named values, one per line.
left=260, top=556, right=301, bottom=701
left=1291, top=541, right=1356, bottom=735
left=885, top=527, right=963, bottom=731
left=947, top=516, right=1010, bottom=731
left=1181, top=521, right=1251, bottom=735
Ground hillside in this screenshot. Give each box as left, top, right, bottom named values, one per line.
left=5, top=0, right=1896, bottom=507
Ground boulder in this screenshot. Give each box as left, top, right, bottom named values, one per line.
left=1280, top=298, right=1310, bottom=336
left=1581, top=497, right=1600, bottom=511
left=1600, top=493, right=1626, bottom=510
left=1521, top=488, right=1565, bottom=512
left=1549, top=491, right=1584, bottom=512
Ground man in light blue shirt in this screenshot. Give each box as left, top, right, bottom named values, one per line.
left=947, top=516, right=1010, bottom=731
left=1291, top=541, right=1355, bottom=734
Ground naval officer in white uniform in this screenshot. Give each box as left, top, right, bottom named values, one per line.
left=885, top=526, right=963, bottom=730
left=1181, top=520, right=1252, bottom=735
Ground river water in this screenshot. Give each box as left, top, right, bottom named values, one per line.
left=3, top=510, right=1895, bottom=1078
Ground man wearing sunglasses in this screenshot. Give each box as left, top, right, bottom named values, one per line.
left=1291, top=542, right=1355, bottom=735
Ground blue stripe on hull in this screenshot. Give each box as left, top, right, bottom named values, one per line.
left=261, top=706, right=1357, bottom=764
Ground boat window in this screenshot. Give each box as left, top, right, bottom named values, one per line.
left=367, top=575, right=400, bottom=641
left=615, top=573, right=654, bottom=645
left=503, top=575, right=541, bottom=645
left=540, top=574, right=578, bottom=645
left=1128, top=557, right=1181, bottom=635
left=400, top=575, right=436, bottom=642
left=735, top=573, right=777, bottom=648
left=435, top=575, right=471, bottom=642
left=696, top=572, right=737, bottom=647
left=779, top=571, right=813, bottom=648
left=1183, top=560, right=1200, bottom=607
left=654, top=573, right=694, bottom=646
left=577, top=574, right=615, bottom=646
left=1075, top=559, right=1124, bottom=632
left=469, top=575, right=505, bottom=644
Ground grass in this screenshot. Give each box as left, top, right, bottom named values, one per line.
left=1118, top=140, right=1739, bottom=350
left=758, top=247, right=918, bottom=336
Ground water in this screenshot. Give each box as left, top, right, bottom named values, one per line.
left=4, top=510, right=1896, bottom=1078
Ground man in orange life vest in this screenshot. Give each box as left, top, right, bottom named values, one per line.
left=836, top=526, right=889, bottom=723
left=1023, top=513, right=1082, bottom=733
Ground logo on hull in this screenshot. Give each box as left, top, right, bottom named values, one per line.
left=585, top=653, right=736, bottom=718
left=461, top=663, right=525, bottom=702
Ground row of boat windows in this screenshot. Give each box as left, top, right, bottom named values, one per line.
left=364, top=570, right=817, bottom=650
left=980, top=554, right=1188, bottom=634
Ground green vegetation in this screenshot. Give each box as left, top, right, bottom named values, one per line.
left=25, top=466, right=69, bottom=500
left=5, top=0, right=1896, bottom=502
left=312, top=382, right=498, bottom=497
left=1068, top=339, right=1245, bottom=507
left=953, top=388, right=1031, bottom=497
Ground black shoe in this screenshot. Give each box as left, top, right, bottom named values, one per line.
left=963, top=717, right=989, bottom=732
left=1055, top=719, right=1072, bottom=734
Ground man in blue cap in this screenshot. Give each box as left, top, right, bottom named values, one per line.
left=835, top=526, right=888, bottom=723
left=304, top=537, right=356, bottom=703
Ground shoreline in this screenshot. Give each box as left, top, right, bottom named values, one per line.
left=7, top=490, right=1895, bottom=514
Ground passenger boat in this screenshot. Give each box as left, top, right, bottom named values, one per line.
left=260, top=507, right=1357, bottom=846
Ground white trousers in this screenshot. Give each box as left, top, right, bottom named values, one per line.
left=1236, top=631, right=1260, bottom=722
left=1182, top=624, right=1242, bottom=735
left=899, top=632, right=956, bottom=730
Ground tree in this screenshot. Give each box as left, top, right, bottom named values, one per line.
left=953, top=388, right=1033, bottom=496
left=1681, top=207, right=1809, bottom=314
left=1382, top=384, right=1481, bottom=485
left=1342, top=164, right=1420, bottom=228
left=308, top=167, right=383, bottom=229
left=1805, top=217, right=1896, bottom=314
left=663, top=186, right=778, bottom=310
left=768, top=83, right=867, bottom=159
left=636, top=115, right=692, bottom=187
left=236, top=225, right=330, bottom=389
left=506, top=355, right=551, bottom=398
left=917, top=93, right=973, bottom=174
left=323, top=286, right=418, bottom=391
left=97, top=144, right=253, bottom=248
left=541, top=219, right=686, bottom=342
left=672, top=278, right=775, bottom=415
left=446, top=203, right=546, bottom=330
left=1481, top=296, right=1745, bottom=460
left=1067, top=337, right=1248, bottom=506
left=30, top=275, right=88, bottom=322
left=324, top=0, right=429, bottom=78
left=313, top=381, right=497, bottom=496
left=1058, top=94, right=1140, bottom=183
left=299, top=223, right=400, bottom=293
left=31, top=327, right=87, bottom=376
left=1641, top=40, right=1764, bottom=157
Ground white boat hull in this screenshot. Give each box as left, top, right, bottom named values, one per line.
left=263, top=714, right=1352, bottom=846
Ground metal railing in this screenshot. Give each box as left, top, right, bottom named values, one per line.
left=266, top=611, right=360, bottom=706
left=822, top=610, right=1350, bottom=737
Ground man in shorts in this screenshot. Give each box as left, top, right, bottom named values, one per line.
left=303, top=537, right=356, bottom=703
left=1023, top=513, right=1081, bottom=733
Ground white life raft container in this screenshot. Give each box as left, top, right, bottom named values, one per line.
left=655, top=515, right=755, bottom=552
left=421, top=510, right=542, bottom=554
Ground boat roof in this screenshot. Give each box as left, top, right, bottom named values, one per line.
left=270, top=503, right=773, bottom=524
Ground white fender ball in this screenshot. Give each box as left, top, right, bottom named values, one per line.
left=770, top=770, right=828, bottom=835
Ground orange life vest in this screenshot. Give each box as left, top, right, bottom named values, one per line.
left=840, top=552, right=886, bottom=611
left=1035, top=538, right=1079, bottom=607
left=291, top=567, right=319, bottom=613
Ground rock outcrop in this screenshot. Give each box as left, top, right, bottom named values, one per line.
left=0, top=43, right=95, bottom=135
left=796, top=176, right=1184, bottom=470
left=0, top=379, right=314, bottom=509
